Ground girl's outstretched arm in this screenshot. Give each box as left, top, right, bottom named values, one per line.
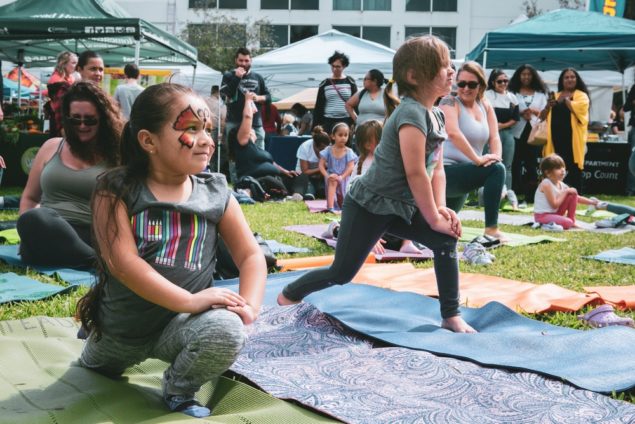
left=218, top=196, right=267, bottom=324
left=400, top=125, right=457, bottom=238
left=93, top=192, right=247, bottom=315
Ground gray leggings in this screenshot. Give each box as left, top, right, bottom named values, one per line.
left=445, top=161, right=506, bottom=228
left=282, top=197, right=461, bottom=319
left=79, top=308, right=246, bottom=398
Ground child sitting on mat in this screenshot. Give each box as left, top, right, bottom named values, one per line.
left=319, top=122, right=357, bottom=213
left=279, top=35, right=475, bottom=333
left=534, top=154, right=599, bottom=230
left=350, top=120, right=423, bottom=255
left=76, top=83, right=266, bottom=419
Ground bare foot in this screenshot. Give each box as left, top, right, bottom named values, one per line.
left=484, top=229, right=509, bottom=243
left=277, top=292, right=301, bottom=306
left=399, top=240, right=422, bottom=254
left=442, top=316, right=477, bottom=333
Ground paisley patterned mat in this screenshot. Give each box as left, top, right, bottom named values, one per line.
left=232, top=304, right=635, bottom=424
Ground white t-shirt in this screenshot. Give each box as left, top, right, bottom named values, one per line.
left=295, top=139, right=320, bottom=173
left=348, top=155, right=373, bottom=189
left=534, top=178, right=568, bottom=213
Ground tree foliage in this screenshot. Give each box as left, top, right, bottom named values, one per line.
left=522, top=0, right=585, bottom=18
left=182, top=8, right=277, bottom=72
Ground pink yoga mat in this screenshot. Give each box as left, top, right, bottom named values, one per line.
left=305, top=199, right=329, bottom=213
left=284, top=224, right=434, bottom=261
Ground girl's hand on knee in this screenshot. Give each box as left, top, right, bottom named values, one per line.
left=438, top=207, right=462, bottom=238
left=189, top=287, right=246, bottom=314
left=430, top=216, right=459, bottom=239
left=228, top=303, right=258, bottom=325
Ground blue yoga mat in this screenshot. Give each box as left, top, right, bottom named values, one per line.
left=587, top=247, right=635, bottom=266
left=304, top=284, right=635, bottom=393
left=0, top=272, right=75, bottom=304
left=215, top=271, right=306, bottom=306
left=0, top=245, right=95, bottom=286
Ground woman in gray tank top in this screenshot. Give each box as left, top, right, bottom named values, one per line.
left=17, top=81, right=123, bottom=268
left=440, top=62, right=507, bottom=242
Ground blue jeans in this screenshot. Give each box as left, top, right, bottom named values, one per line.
left=499, top=128, right=515, bottom=190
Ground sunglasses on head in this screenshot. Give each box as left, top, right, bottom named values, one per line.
left=456, top=81, right=479, bottom=89
left=496, top=79, right=509, bottom=84
left=67, top=116, right=99, bottom=126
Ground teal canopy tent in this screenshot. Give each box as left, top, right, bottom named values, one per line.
left=0, top=0, right=197, bottom=67
left=465, top=9, right=635, bottom=72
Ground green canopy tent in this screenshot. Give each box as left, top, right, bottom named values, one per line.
left=465, top=9, right=635, bottom=72
left=0, top=0, right=197, bottom=68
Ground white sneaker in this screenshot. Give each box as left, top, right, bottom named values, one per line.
left=321, top=220, right=340, bottom=239
left=541, top=222, right=564, bottom=232
left=463, top=242, right=493, bottom=265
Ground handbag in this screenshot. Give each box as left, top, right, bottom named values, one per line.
left=528, top=120, right=548, bottom=146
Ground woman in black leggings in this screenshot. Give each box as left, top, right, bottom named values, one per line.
left=17, top=81, right=122, bottom=268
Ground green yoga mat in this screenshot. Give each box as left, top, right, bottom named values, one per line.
left=0, top=316, right=337, bottom=424
left=0, top=228, right=19, bottom=245
left=460, top=226, right=565, bottom=247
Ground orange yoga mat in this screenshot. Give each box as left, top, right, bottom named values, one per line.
left=584, top=286, right=635, bottom=310
left=276, top=257, right=607, bottom=313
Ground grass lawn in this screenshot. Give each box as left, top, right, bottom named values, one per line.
left=1, top=189, right=634, bottom=403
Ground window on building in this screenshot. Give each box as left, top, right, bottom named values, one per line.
left=333, top=0, right=361, bottom=10
left=291, top=0, right=319, bottom=9
left=333, top=25, right=361, bottom=37
left=362, top=26, right=390, bottom=47
left=219, top=0, right=246, bottom=8
left=261, top=0, right=288, bottom=9
left=405, top=26, right=456, bottom=57
left=364, top=0, right=390, bottom=11
left=189, top=0, right=217, bottom=7
left=432, top=26, right=456, bottom=56
left=432, top=0, right=456, bottom=11
left=405, top=26, right=429, bottom=38
left=261, top=24, right=288, bottom=47
left=405, top=0, right=430, bottom=11
left=290, top=25, right=318, bottom=43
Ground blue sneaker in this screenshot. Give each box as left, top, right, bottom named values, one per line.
left=164, top=394, right=211, bottom=418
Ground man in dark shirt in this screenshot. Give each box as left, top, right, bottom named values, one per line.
left=221, top=47, right=271, bottom=150
left=624, top=84, right=635, bottom=194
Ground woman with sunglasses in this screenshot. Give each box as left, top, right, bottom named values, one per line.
left=313, top=51, right=357, bottom=134
left=508, top=64, right=549, bottom=203
left=440, top=61, right=507, bottom=242
left=485, top=69, right=520, bottom=210
left=17, top=82, right=122, bottom=267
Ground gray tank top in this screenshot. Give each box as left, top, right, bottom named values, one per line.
left=40, top=141, right=107, bottom=225
left=357, top=87, right=386, bottom=125
left=442, top=96, right=490, bottom=165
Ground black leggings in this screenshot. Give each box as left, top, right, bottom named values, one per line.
left=282, top=197, right=461, bottom=319
left=17, top=207, right=96, bottom=268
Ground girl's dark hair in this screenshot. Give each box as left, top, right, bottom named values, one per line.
left=486, top=69, right=506, bottom=91
left=77, top=50, right=101, bottom=69
left=354, top=120, right=382, bottom=175
left=508, top=64, right=547, bottom=94
left=367, top=69, right=387, bottom=88
left=291, top=102, right=308, bottom=117
left=557, top=67, right=589, bottom=95
left=328, top=50, right=350, bottom=68
left=61, top=81, right=123, bottom=166
left=539, top=153, right=566, bottom=180
left=76, top=83, right=198, bottom=338
left=311, top=125, right=330, bottom=149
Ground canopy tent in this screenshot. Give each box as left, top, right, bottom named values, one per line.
left=272, top=87, right=318, bottom=110
left=252, top=30, right=395, bottom=99
left=465, top=9, right=635, bottom=72
left=0, top=0, right=197, bottom=67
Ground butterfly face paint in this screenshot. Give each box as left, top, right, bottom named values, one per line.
left=172, top=105, right=212, bottom=148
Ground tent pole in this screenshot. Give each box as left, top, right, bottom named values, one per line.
left=622, top=71, right=626, bottom=105
left=17, top=66, right=22, bottom=108
left=134, top=39, right=141, bottom=66
left=192, top=63, right=197, bottom=86
left=483, top=50, right=488, bottom=71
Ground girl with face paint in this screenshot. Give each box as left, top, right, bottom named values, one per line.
left=77, top=83, right=266, bottom=419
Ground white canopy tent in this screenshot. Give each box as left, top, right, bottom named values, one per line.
left=252, top=30, right=395, bottom=100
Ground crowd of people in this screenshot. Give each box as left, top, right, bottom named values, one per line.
left=2, top=36, right=635, bottom=419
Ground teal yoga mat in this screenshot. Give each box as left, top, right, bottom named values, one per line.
left=0, top=245, right=95, bottom=286
left=0, top=272, right=75, bottom=304
left=304, top=283, right=635, bottom=393
left=587, top=247, right=635, bottom=266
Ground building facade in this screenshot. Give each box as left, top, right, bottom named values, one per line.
left=115, top=0, right=562, bottom=58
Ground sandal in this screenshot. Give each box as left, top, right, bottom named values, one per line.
left=577, top=305, right=635, bottom=328
left=471, top=235, right=501, bottom=248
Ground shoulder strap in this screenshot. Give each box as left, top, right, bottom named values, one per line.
left=329, top=79, right=347, bottom=103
